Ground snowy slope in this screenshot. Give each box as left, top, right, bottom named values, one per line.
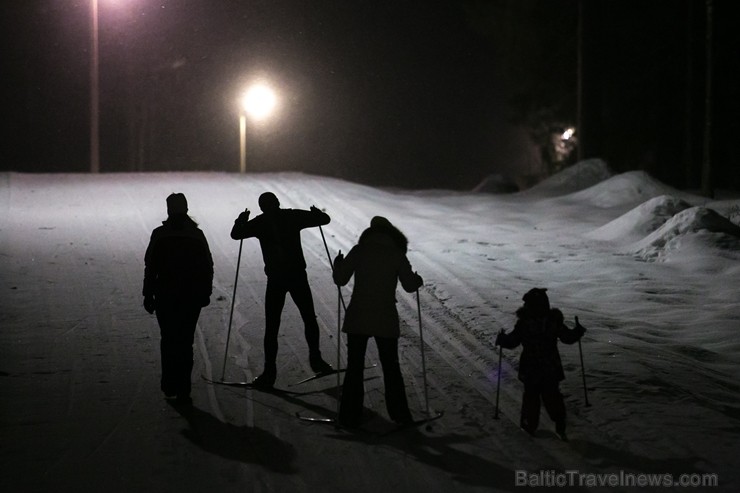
left=1, top=165, right=739, bottom=492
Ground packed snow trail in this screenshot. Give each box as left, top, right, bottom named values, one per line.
left=2, top=170, right=738, bottom=492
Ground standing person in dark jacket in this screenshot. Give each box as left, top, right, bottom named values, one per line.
left=230, top=192, right=333, bottom=389
left=495, top=288, right=585, bottom=440
left=333, top=216, right=423, bottom=428
left=143, top=193, right=214, bottom=405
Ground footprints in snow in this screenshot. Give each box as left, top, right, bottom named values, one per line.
left=443, top=239, right=584, bottom=263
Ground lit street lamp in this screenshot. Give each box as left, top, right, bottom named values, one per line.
left=239, top=83, right=276, bottom=173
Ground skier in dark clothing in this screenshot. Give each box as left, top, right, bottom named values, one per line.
left=230, top=192, right=333, bottom=388
left=143, top=193, right=214, bottom=405
left=333, top=216, right=423, bottom=428
left=495, top=288, right=586, bottom=440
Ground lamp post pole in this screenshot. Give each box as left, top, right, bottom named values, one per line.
left=90, top=0, right=100, bottom=173
left=239, top=113, right=247, bottom=174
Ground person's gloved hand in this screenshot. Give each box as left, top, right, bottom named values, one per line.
left=144, top=296, right=156, bottom=314
left=414, top=272, right=424, bottom=289
left=495, top=330, right=504, bottom=346
left=575, top=316, right=587, bottom=336
left=333, top=251, right=344, bottom=266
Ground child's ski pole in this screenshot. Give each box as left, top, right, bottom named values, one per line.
left=576, top=317, right=591, bottom=407
left=416, top=289, right=430, bottom=415
left=494, top=329, right=503, bottom=419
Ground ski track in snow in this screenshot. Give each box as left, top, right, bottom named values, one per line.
left=2, top=170, right=739, bottom=492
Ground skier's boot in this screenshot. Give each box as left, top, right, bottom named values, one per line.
left=309, top=351, right=333, bottom=374
left=175, top=394, right=193, bottom=406
left=555, top=422, right=569, bottom=442
left=253, top=366, right=276, bottom=389
left=338, top=411, right=362, bottom=429
left=391, top=413, right=413, bottom=426
left=520, top=417, right=537, bottom=437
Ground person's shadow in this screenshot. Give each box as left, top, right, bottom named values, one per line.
left=319, top=407, right=522, bottom=491
left=169, top=402, right=297, bottom=474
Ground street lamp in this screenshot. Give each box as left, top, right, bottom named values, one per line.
left=239, top=83, right=277, bottom=173
left=90, top=0, right=100, bottom=173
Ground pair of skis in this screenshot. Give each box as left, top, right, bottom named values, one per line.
left=289, top=363, right=377, bottom=387
left=202, top=365, right=375, bottom=390
left=297, top=410, right=445, bottom=437
left=200, top=375, right=296, bottom=395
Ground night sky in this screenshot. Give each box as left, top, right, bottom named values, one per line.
left=1, top=1, right=738, bottom=190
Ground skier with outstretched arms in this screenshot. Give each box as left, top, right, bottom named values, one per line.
left=230, top=192, right=333, bottom=388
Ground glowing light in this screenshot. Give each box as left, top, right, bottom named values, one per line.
left=241, top=84, right=277, bottom=121
left=562, top=127, right=575, bottom=141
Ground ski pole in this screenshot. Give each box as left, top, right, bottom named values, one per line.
left=577, top=317, right=591, bottom=407
left=318, top=219, right=345, bottom=418
left=318, top=223, right=347, bottom=311
left=494, top=329, right=503, bottom=419
left=318, top=223, right=333, bottom=270
left=416, top=289, right=430, bottom=415
left=335, top=285, right=342, bottom=419
left=220, top=238, right=244, bottom=381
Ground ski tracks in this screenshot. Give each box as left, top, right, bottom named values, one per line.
left=263, top=176, right=614, bottom=475
left=113, top=173, right=619, bottom=480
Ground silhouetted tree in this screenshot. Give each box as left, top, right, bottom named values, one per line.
left=701, top=0, right=714, bottom=198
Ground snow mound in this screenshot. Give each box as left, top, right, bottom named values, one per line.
left=628, top=206, right=740, bottom=261
left=472, top=174, right=518, bottom=194
left=586, top=195, right=692, bottom=243
left=521, top=158, right=612, bottom=196
left=706, top=199, right=740, bottom=228
left=568, top=170, right=695, bottom=208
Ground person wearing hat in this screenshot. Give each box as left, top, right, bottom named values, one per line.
left=230, top=192, right=333, bottom=388
left=495, top=288, right=586, bottom=440
left=143, top=193, right=214, bottom=405
left=332, top=216, right=423, bottom=428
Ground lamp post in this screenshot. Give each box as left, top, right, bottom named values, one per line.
left=239, top=83, right=276, bottom=173
left=90, top=0, right=100, bottom=173
left=239, top=112, right=247, bottom=174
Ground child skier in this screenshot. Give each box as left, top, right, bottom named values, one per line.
left=495, top=288, right=586, bottom=441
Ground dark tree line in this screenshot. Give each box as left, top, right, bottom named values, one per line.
left=465, top=0, right=738, bottom=193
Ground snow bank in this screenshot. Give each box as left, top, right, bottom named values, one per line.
left=706, top=199, right=740, bottom=228
left=568, top=170, right=694, bottom=208
left=471, top=174, right=518, bottom=194
left=628, top=206, right=740, bottom=261
left=519, top=158, right=612, bottom=197
left=586, top=195, right=693, bottom=243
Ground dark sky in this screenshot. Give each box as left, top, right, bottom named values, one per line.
left=1, top=1, right=738, bottom=190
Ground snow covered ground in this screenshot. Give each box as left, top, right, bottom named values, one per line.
left=2, top=161, right=739, bottom=492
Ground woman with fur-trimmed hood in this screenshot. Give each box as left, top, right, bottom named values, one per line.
left=496, top=288, right=585, bottom=440
left=333, top=216, right=423, bottom=428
